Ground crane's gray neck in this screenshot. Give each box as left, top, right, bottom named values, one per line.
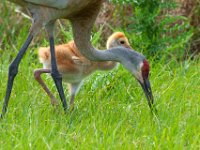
left=71, top=20, right=145, bottom=65
left=70, top=6, right=145, bottom=65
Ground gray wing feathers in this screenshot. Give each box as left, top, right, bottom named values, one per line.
left=24, top=0, right=70, bottom=9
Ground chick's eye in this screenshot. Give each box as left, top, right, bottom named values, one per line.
left=120, top=41, right=125, bottom=44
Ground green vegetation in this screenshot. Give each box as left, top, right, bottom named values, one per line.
left=0, top=43, right=199, bottom=149
left=0, top=0, right=200, bottom=149
left=111, top=0, right=193, bottom=59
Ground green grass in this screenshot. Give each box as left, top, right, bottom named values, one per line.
left=0, top=37, right=200, bottom=149
left=0, top=1, right=200, bottom=149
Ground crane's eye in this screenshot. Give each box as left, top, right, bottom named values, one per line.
left=120, top=41, right=125, bottom=44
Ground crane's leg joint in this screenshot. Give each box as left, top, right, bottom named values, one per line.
left=51, top=72, right=62, bottom=80
left=8, top=63, right=18, bottom=79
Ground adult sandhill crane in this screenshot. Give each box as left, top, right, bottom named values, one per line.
left=34, top=32, right=131, bottom=107
left=1, top=0, right=154, bottom=117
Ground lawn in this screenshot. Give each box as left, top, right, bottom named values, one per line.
left=0, top=1, right=200, bottom=149
left=0, top=38, right=199, bottom=149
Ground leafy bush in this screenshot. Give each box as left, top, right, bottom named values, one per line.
left=189, top=0, right=200, bottom=56
left=110, top=0, right=193, bottom=60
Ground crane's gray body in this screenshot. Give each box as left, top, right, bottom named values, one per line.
left=9, top=0, right=101, bottom=17
left=24, top=0, right=88, bottom=9
left=24, top=0, right=72, bottom=9
left=10, top=0, right=96, bottom=8
left=9, top=0, right=102, bottom=36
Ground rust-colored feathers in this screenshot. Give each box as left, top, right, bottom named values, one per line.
left=38, top=32, right=131, bottom=75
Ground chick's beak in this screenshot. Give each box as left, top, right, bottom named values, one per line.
left=125, top=44, right=132, bottom=49
left=138, top=77, right=154, bottom=109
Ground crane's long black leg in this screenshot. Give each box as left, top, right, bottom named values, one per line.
left=49, top=36, right=68, bottom=112
left=1, top=34, right=33, bottom=118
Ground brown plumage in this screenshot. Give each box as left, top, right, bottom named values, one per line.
left=34, top=32, right=131, bottom=107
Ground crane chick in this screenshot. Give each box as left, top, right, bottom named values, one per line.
left=34, top=32, right=131, bottom=107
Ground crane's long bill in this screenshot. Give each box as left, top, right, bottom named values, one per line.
left=139, top=78, right=154, bottom=109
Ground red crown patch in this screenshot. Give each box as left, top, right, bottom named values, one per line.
left=141, top=59, right=150, bottom=79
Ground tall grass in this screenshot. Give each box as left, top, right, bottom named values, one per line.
left=110, top=0, right=194, bottom=59
left=0, top=43, right=199, bottom=149
left=0, top=1, right=200, bottom=149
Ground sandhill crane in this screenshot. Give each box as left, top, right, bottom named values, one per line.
left=34, top=32, right=131, bottom=107
left=1, top=0, right=155, bottom=117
